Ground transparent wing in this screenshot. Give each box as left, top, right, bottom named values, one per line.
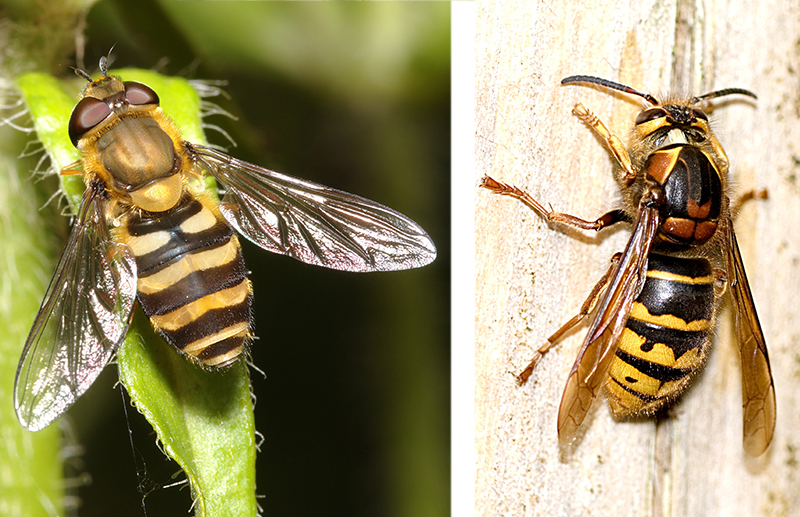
left=723, top=219, right=776, bottom=456
left=14, top=184, right=137, bottom=431
left=557, top=202, right=660, bottom=441
left=187, top=143, right=436, bottom=272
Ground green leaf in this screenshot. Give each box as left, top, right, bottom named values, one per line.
left=0, top=125, right=64, bottom=517
left=14, top=68, right=256, bottom=516
left=14, top=72, right=83, bottom=204
left=117, top=312, right=255, bottom=517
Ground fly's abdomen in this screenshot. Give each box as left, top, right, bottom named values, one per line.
left=119, top=191, right=252, bottom=367
left=606, top=254, right=716, bottom=416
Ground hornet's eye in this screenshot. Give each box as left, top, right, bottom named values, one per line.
left=68, top=97, right=112, bottom=146
left=635, top=107, right=668, bottom=125
left=124, top=81, right=160, bottom=106
left=691, top=108, right=708, bottom=121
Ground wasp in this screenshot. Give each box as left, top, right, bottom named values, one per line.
left=14, top=56, right=437, bottom=432
left=481, top=75, right=775, bottom=456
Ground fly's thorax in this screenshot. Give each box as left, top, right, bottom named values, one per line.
left=96, top=115, right=177, bottom=185
left=77, top=108, right=189, bottom=213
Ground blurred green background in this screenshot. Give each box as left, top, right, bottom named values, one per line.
left=0, top=1, right=450, bottom=516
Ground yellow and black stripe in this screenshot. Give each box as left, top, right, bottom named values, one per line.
left=606, top=254, right=716, bottom=416
left=117, top=190, right=252, bottom=366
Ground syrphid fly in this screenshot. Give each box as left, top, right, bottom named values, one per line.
left=14, top=55, right=437, bottom=432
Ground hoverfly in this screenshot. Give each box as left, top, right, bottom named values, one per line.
left=481, top=75, right=775, bottom=456
left=14, top=56, right=437, bottom=432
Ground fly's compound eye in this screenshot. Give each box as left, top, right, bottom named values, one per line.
left=124, top=82, right=160, bottom=106
left=67, top=82, right=160, bottom=147
left=68, top=97, right=112, bottom=146
left=635, top=107, right=668, bottom=125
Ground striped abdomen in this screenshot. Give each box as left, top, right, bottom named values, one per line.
left=118, top=191, right=252, bottom=366
left=606, top=254, right=716, bottom=416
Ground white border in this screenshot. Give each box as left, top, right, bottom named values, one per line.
left=451, top=3, right=476, bottom=516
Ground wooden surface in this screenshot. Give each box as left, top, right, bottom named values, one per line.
left=474, top=1, right=800, bottom=515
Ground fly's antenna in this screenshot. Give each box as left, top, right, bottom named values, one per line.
left=99, top=45, right=116, bottom=78
left=72, top=67, right=93, bottom=83
left=561, top=75, right=660, bottom=106
left=72, top=44, right=117, bottom=83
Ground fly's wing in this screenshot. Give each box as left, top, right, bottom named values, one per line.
left=14, top=184, right=137, bottom=431
left=187, top=144, right=436, bottom=272
left=557, top=202, right=660, bottom=441
left=723, top=220, right=776, bottom=456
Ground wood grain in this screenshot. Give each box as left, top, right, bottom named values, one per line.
left=475, top=1, right=800, bottom=515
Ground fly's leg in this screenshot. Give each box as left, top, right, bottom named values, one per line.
left=480, top=175, right=630, bottom=232
left=517, top=252, right=622, bottom=384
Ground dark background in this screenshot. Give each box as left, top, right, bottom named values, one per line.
left=22, top=1, right=450, bottom=516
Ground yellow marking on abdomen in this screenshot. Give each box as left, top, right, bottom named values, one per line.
left=179, top=207, right=218, bottom=234
left=137, top=239, right=240, bottom=294
left=150, top=280, right=250, bottom=329
left=181, top=321, right=251, bottom=355
left=629, top=302, right=713, bottom=331
left=646, top=269, right=714, bottom=285
left=125, top=230, right=172, bottom=256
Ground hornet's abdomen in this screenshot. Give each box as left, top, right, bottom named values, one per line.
left=606, top=254, right=716, bottom=416
left=118, top=191, right=252, bottom=366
